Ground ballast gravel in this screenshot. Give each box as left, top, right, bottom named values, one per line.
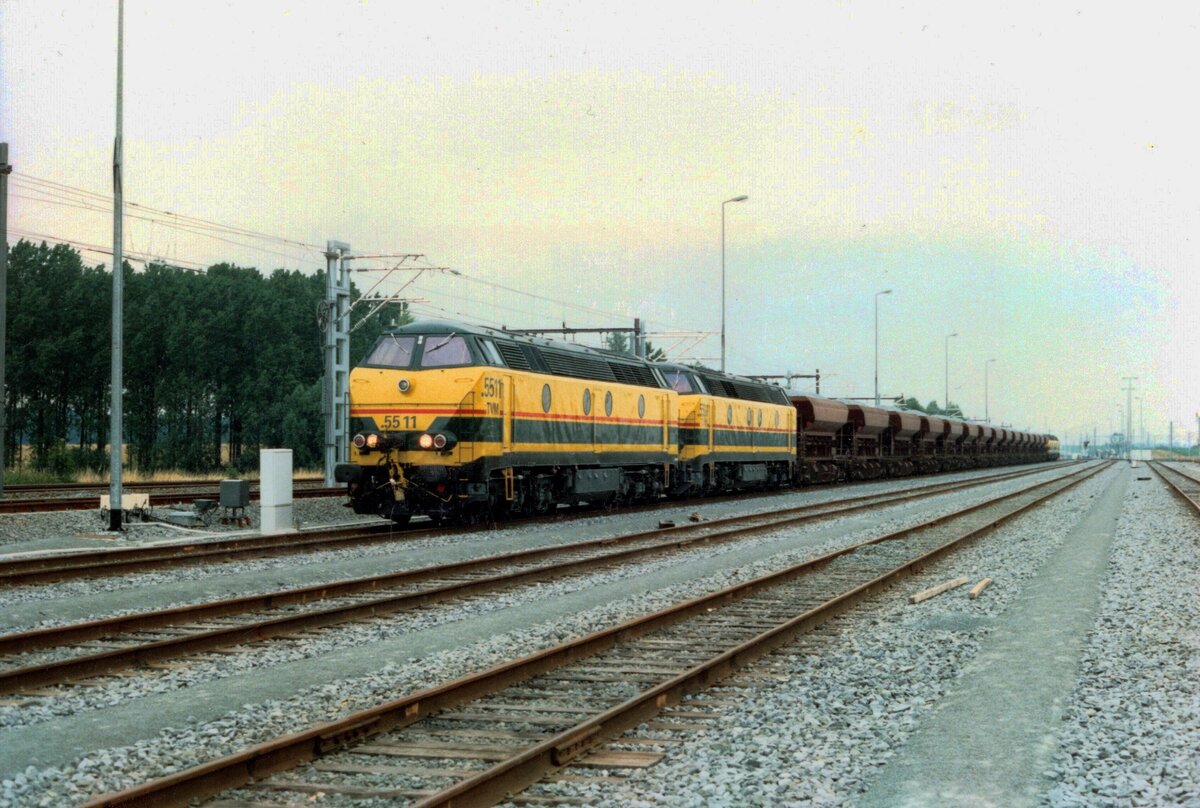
left=1043, top=471, right=1200, bottom=806
left=0, top=465, right=1105, bottom=806
left=0, top=469, right=1067, bottom=728
left=0, top=465, right=1073, bottom=621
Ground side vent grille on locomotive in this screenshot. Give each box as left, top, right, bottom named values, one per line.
left=541, top=351, right=618, bottom=382
left=694, top=371, right=781, bottom=404
left=608, top=361, right=659, bottom=388
left=495, top=341, right=533, bottom=370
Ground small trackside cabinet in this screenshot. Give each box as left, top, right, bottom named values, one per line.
left=219, top=479, right=251, bottom=508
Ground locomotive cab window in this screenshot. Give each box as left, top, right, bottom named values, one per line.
left=419, top=335, right=473, bottom=368
left=662, top=369, right=697, bottom=393
left=364, top=335, right=417, bottom=368
left=479, top=339, right=505, bottom=366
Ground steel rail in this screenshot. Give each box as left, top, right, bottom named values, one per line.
left=412, top=459, right=1112, bottom=808
left=1, top=477, right=323, bottom=495
left=0, top=463, right=1065, bottom=692
left=0, top=463, right=1067, bottom=585
left=0, top=485, right=342, bottom=514
left=81, top=461, right=1110, bottom=808
left=1146, top=461, right=1200, bottom=517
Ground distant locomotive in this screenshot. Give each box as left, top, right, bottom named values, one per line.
left=335, top=320, right=1057, bottom=524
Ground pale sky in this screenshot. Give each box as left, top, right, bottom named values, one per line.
left=2, top=1, right=1198, bottom=444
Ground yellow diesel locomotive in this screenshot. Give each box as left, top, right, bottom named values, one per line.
left=658, top=363, right=796, bottom=493
left=335, top=320, right=795, bottom=524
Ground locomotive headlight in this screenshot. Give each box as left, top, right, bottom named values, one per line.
left=365, top=433, right=380, bottom=449
left=417, top=433, right=434, bottom=450
left=432, top=433, right=447, bottom=450
left=352, top=434, right=366, bottom=449
left=397, top=378, right=411, bottom=393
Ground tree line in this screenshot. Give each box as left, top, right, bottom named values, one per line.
left=4, top=239, right=398, bottom=476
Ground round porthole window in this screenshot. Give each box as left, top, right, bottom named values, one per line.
left=605, top=391, right=614, bottom=417
left=775, top=411, right=780, bottom=428
left=541, top=384, right=552, bottom=413
left=758, top=410, right=763, bottom=426
left=727, top=405, right=733, bottom=424
left=638, top=395, right=646, bottom=418
left=747, top=409, right=753, bottom=426
left=583, top=389, right=592, bottom=415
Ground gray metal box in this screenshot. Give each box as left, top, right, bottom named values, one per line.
left=219, top=479, right=251, bottom=508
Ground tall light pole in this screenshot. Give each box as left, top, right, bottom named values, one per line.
left=874, top=289, right=892, bottom=406
left=0, top=142, right=10, bottom=497
left=720, top=195, right=747, bottom=373
left=108, top=0, right=126, bottom=531
left=984, top=358, right=996, bottom=422
left=943, top=331, right=957, bottom=412
left=1121, top=376, right=1137, bottom=460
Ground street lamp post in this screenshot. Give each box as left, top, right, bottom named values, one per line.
left=874, top=289, right=892, bottom=406
left=720, top=195, right=748, bottom=373
left=943, top=332, right=957, bottom=412
left=984, top=358, right=996, bottom=422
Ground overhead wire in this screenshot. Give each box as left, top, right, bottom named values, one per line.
left=11, top=170, right=698, bottom=351
left=11, top=181, right=325, bottom=269
left=11, top=172, right=325, bottom=252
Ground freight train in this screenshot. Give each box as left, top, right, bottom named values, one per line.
left=334, top=320, right=1058, bottom=524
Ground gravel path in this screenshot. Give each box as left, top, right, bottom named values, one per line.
left=0, top=463, right=1099, bottom=805
left=1044, top=467, right=1200, bottom=806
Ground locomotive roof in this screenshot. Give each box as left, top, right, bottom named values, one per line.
left=388, top=319, right=645, bottom=362
left=385, top=319, right=664, bottom=388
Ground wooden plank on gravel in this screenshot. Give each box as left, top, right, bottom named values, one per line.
left=909, top=576, right=970, bottom=604
left=969, top=577, right=994, bottom=599
left=648, top=721, right=708, bottom=731
left=253, top=780, right=431, bottom=798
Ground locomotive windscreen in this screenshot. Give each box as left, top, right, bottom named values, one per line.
left=365, top=335, right=417, bottom=368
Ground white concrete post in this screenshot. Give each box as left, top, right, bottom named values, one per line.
left=260, top=449, right=294, bottom=534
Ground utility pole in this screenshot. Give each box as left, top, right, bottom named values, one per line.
left=1121, top=377, right=1136, bottom=461
left=108, top=0, right=126, bottom=530
left=874, top=289, right=892, bottom=407
left=323, top=241, right=351, bottom=487
left=0, top=143, right=10, bottom=497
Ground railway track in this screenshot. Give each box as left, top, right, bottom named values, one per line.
left=0, top=483, right=341, bottom=514
left=0, top=462, right=1082, bottom=695
left=1147, top=461, right=1200, bottom=516
left=74, top=460, right=1111, bottom=807
left=1, top=477, right=323, bottom=495
left=0, top=463, right=1072, bottom=586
